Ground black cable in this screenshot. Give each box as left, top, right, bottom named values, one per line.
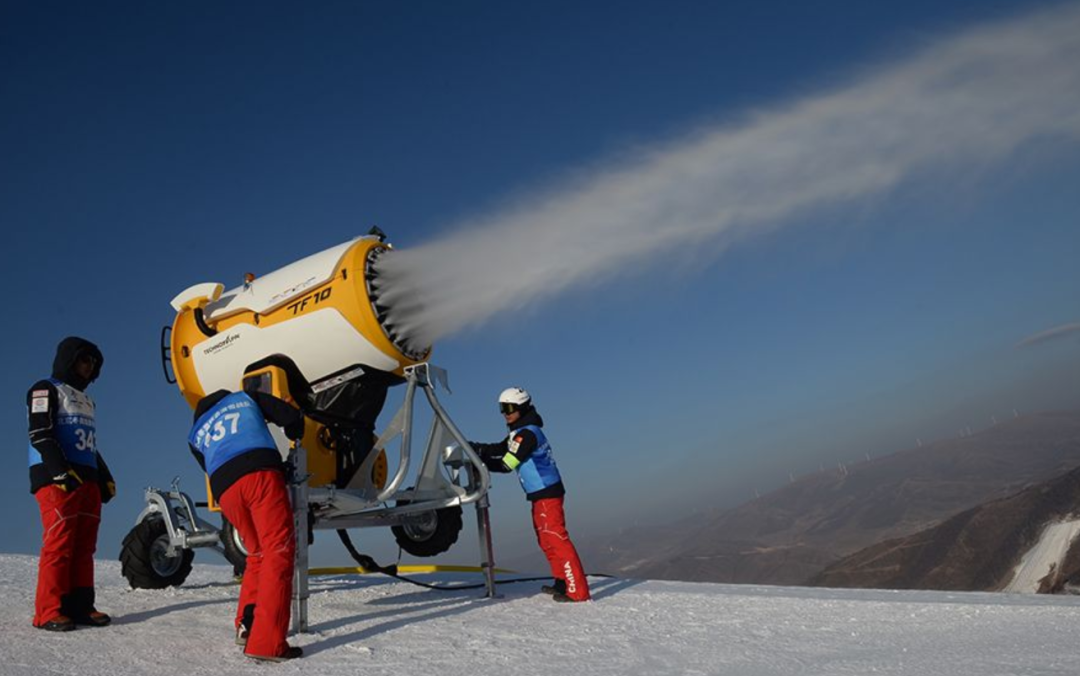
left=334, top=529, right=611, bottom=591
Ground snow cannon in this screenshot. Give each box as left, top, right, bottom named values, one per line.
left=127, top=233, right=495, bottom=594
left=164, top=233, right=429, bottom=489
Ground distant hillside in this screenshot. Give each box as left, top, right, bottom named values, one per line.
left=808, top=465, right=1080, bottom=591
left=584, top=411, right=1080, bottom=585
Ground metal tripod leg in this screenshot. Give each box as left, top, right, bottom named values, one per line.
left=471, top=465, right=498, bottom=598
left=292, top=443, right=310, bottom=634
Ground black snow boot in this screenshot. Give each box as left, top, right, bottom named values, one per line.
left=236, top=604, right=255, bottom=646
left=541, top=579, right=567, bottom=596
left=37, top=615, right=76, bottom=632
left=63, top=587, right=111, bottom=627
left=247, top=645, right=303, bottom=662
left=552, top=592, right=588, bottom=603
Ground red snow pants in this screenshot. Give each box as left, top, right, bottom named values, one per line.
left=218, top=469, right=295, bottom=658
left=34, top=482, right=101, bottom=626
left=531, top=497, right=590, bottom=601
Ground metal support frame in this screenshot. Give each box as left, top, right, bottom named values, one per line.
left=289, top=362, right=497, bottom=631
left=134, top=479, right=224, bottom=556
left=291, top=443, right=310, bottom=634
left=135, top=363, right=497, bottom=633
left=472, top=465, right=498, bottom=599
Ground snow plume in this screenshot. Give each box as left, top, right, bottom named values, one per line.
left=373, top=3, right=1080, bottom=348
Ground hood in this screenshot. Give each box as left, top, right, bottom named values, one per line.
left=508, top=407, right=544, bottom=431
left=52, top=336, right=104, bottom=391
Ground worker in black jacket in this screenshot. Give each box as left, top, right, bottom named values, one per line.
left=188, top=384, right=305, bottom=662
left=471, top=387, right=590, bottom=602
left=27, top=336, right=116, bottom=631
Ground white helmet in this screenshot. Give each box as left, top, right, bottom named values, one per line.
left=498, top=387, right=532, bottom=410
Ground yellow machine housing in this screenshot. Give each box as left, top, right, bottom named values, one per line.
left=166, top=236, right=423, bottom=494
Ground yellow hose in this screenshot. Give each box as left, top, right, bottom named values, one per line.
left=309, top=564, right=516, bottom=576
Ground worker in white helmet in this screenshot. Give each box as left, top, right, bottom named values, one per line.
left=471, top=387, right=590, bottom=602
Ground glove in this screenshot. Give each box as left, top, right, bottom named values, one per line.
left=53, top=469, right=83, bottom=492
left=100, top=480, right=116, bottom=504
left=285, top=419, right=306, bottom=442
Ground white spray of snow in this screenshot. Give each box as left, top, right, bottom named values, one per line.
left=373, top=2, right=1080, bottom=348
left=4, top=555, right=1080, bottom=675
left=1003, top=518, right=1080, bottom=593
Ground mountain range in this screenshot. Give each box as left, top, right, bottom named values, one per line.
left=809, top=463, right=1080, bottom=590
left=583, top=410, right=1080, bottom=588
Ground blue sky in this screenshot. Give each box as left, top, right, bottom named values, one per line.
left=3, top=1, right=1080, bottom=571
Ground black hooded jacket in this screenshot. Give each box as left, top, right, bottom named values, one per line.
left=27, top=337, right=114, bottom=494
left=189, top=389, right=306, bottom=499
left=470, top=407, right=566, bottom=501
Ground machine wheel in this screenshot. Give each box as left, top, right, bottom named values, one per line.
left=119, top=518, right=194, bottom=589
left=219, top=517, right=248, bottom=577
left=391, top=505, right=463, bottom=557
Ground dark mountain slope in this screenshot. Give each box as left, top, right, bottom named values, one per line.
left=809, top=465, right=1080, bottom=590
left=585, top=411, right=1080, bottom=584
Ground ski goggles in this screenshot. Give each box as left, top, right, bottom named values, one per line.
left=499, top=402, right=521, bottom=415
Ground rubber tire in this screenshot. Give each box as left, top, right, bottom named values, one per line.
left=219, top=517, right=248, bottom=577
left=119, top=518, right=194, bottom=589
left=391, top=505, right=464, bottom=557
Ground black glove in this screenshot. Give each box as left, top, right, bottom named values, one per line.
left=100, top=479, right=116, bottom=504
left=52, top=469, right=83, bottom=493
left=285, top=418, right=306, bottom=442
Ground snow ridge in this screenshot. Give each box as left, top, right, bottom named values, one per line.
left=1004, top=519, right=1080, bottom=594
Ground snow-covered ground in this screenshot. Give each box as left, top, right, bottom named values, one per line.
left=3, top=554, right=1080, bottom=675
left=1003, top=519, right=1080, bottom=593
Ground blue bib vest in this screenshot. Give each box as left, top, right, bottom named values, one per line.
left=510, top=424, right=562, bottom=494
left=28, top=379, right=99, bottom=470
left=189, top=392, right=279, bottom=476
